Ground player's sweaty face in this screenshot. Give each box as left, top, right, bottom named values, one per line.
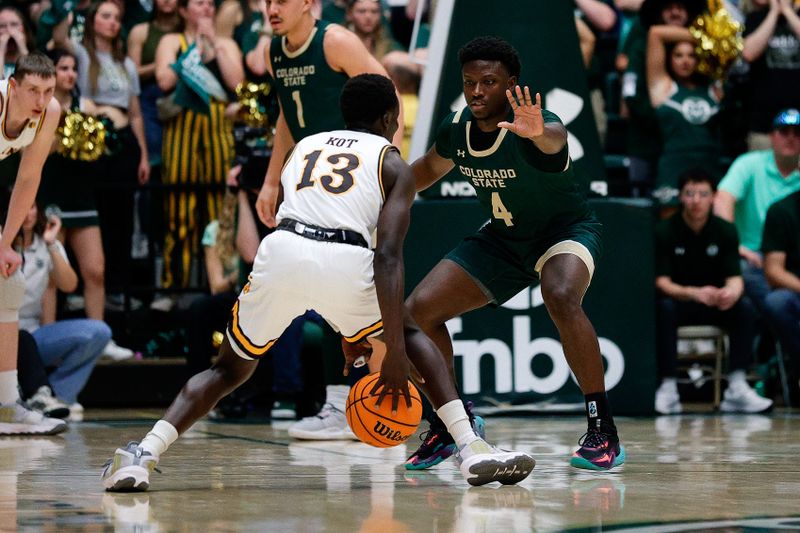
left=461, top=60, right=513, bottom=120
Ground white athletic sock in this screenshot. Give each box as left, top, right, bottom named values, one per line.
left=0, top=370, right=20, bottom=405
left=140, top=420, right=179, bottom=457
left=727, top=370, right=747, bottom=387
left=436, top=399, right=478, bottom=448
left=326, top=384, right=350, bottom=412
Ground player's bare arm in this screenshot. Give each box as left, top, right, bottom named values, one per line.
left=371, top=148, right=415, bottom=414
left=256, top=110, right=293, bottom=227
left=0, top=97, right=60, bottom=277
left=323, top=26, right=405, bottom=146
left=498, top=87, right=567, bottom=154
left=411, top=146, right=455, bottom=192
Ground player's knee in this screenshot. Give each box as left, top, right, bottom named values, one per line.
left=542, top=283, right=582, bottom=318
left=405, top=292, right=441, bottom=330
left=0, top=271, right=25, bottom=322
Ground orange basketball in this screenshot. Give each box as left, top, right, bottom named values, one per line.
left=345, top=373, right=423, bottom=448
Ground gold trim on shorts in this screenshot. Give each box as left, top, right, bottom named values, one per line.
left=343, top=319, right=383, bottom=343
left=534, top=240, right=595, bottom=279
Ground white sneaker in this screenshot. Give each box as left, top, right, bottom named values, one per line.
left=102, top=340, right=135, bottom=361
left=720, top=381, right=773, bottom=413
left=101, top=441, right=159, bottom=492
left=0, top=400, right=68, bottom=436
left=287, top=403, right=358, bottom=440
left=68, top=402, right=85, bottom=422
left=654, top=381, right=683, bottom=414
left=455, top=438, right=535, bottom=487
left=26, top=386, right=70, bottom=419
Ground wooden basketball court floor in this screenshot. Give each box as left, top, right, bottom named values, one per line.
left=2, top=409, right=800, bottom=532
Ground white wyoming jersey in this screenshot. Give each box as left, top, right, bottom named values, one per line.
left=0, top=79, right=48, bottom=160
left=276, top=130, right=394, bottom=248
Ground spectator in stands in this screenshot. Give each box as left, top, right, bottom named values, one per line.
left=53, top=2, right=150, bottom=360
left=128, top=0, right=182, bottom=167
left=155, top=0, right=244, bottom=291
left=17, top=330, right=71, bottom=419
left=761, top=108, right=800, bottom=389
left=0, top=6, right=31, bottom=79
left=647, top=23, right=722, bottom=206
left=742, top=0, right=800, bottom=150
left=36, top=49, right=113, bottom=355
left=575, top=0, right=618, bottom=143
left=37, top=0, right=92, bottom=50
left=654, top=169, right=772, bottom=414
left=620, top=0, right=704, bottom=197
left=18, top=204, right=111, bottom=421
left=346, top=0, right=402, bottom=61
left=215, top=0, right=264, bottom=51
left=714, top=109, right=800, bottom=311
left=185, top=189, right=241, bottom=377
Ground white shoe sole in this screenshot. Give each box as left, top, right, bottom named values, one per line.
left=288, top=427, right=359, bottom=440
left=459, top=452, right=536, bottom=487
left=103, top=465, right=151, bottom=492
left=0, top=421, right=68, bottom=436
left=719, top=400, right=773, bottom=413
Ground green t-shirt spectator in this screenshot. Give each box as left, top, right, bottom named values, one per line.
left=718, top=150, right=800, bottom=251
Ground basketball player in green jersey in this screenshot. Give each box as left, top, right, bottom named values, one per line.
left=405, top=36, right=626, bottom=471
left=245, top=0, right=403, bottom=228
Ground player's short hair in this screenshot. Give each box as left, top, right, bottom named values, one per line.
left=678, top=167, right=717, bottom=193
left=11, top=53, right=56, bottom=82
left=340, top=73, right=398, bottom=128
left=459, top=36, right=521, bottom=79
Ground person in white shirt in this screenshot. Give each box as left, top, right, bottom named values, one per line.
left=18, top=204, right=111, bottom=420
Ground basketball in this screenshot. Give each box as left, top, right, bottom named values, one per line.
left=345, top=373, right=423, bottom=448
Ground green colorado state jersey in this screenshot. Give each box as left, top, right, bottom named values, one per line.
left=270, top=20, right=348, bottom=141
left=434, top=107, right=591, bottom=240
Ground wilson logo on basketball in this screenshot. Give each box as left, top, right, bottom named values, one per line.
left=372, top=421, right=410, bottom=442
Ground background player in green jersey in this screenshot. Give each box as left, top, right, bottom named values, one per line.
left=406, top=36, right=625, bottom=472
left=246, top=0, right=403, bottom=228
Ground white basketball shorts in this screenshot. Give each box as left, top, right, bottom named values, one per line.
left=226, top=230, right=383, bottom=360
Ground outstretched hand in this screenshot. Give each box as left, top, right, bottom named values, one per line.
left=497, top=86, right=545, bottom=140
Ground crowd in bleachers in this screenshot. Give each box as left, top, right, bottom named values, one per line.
left=2, top=0, right=799, bottom=420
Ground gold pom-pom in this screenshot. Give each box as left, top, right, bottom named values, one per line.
left=56, top=111, right=106, bottom=162
left=689, top=0, right=743, bottom=80
left=235, top=81, right=272, bottom=128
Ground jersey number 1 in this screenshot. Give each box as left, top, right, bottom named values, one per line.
left=292, top=91, right=306, bottom=129
left=491, top=192, right=514, bottom=227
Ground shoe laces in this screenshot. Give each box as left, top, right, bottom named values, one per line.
left=577, top=428, right=609, bottom=449
left=316, top=403, right=342, bottom=419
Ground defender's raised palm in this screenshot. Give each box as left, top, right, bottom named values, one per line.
left=498, top=86, right=544, bottom=139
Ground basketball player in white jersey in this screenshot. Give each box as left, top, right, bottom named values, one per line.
left=0, top=53, right=66, bottom=436
left=102, top=74, right=535, bottom=491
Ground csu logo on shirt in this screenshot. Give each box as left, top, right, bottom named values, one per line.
left=675, top=246, right=685, bottom=256
left=682, top=97, right=713, bottom=125
left=706, top=244, right=719, bottom=257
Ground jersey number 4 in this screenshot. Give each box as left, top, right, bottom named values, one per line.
left=296, top=149, right=359, bottom=194
left=491, top=192, right=514, bottom=227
